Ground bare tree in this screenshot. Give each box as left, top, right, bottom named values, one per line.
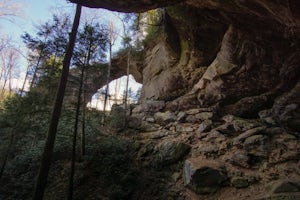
left=0, top=0, right=22, bottom=22
left=102, top=21, right=118, bottom=124
left=0, top=46, right=19, bottom=94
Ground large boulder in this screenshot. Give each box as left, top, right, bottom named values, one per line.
left=154, top=141, right=191, bottom=165
left=183, top=158, right=227, bottom=194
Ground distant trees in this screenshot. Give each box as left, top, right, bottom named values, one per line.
left=67, top=21, right=108, bottom=199
left=0, top=46, right=19, bottom=94
left=21, top=15, right=71, bottom=91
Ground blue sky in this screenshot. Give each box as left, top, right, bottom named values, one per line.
left=0, top=0, right=141, bottom=96
left=0, top=0, right=124, bottom=71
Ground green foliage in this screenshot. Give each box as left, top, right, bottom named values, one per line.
left=142, top=9, right=164, bottom=48
left=108, top=104, right=126, bottom=131
left=84, top=136, right=138, bottom=200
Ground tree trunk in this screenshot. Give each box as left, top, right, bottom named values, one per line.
left=21, top=64, right=30, bottom=95
left=0, top=129, right=14, bottom=179
left=102, top=41, right=112, bottom=124
left=103, top=42, right=112, bottom=112
left=68, top=63, right=85, bottom=200
left=124, top=48, right=130, bottom=111
left=81, top=90, right=86, bottom=157
left=32, top=5, right=82, bottom=200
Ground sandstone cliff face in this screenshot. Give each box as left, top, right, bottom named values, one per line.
left=71, top=0, right=300, bottom=199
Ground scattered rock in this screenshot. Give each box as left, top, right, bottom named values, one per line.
left=266, top=179, right=300, bottom=194
left=145, top=117, right=155, bottom=123
left=154, top=111, right=177, bottom=125
left=177, top=111, right=187, bottom=122
left=229, top=151, right=250, bottom=168
left=141, top=100, right=166, bottom=112
left=231, top=177, right=249, bottom=188
left=264, top=127, right=283, bottom=136
left=139, top=121, right=159, bottom=132
left=185, top=115, right=198, bottom=123
left=259, top=109, right=276, bottom=125
left=228, top=94, right=268, bottom=118
left=195, top=112, right=213, bottom=120
left=186, top=109, right=201, bottom=115
left=155, top=141, right=191, bottom=165
left=183, top=158, right=227, bottom=194
left=197, top=119, right=213, bottom=133
left=137, top=142, right=154, bottom=158
left=127, top=116, right=142, bottom=129
left=132, top=104, right=143, bottom=114
left=213, top=123, right=236, bottom=135
left=222, top=115, right=263, bottom=131
left=233, top=126, right=266, bottom=144
left=243, top=134, right=269, bottom=157
left=203, top=130, right=226, bottom=143
left=140, top=130, right=169, bottom=139
left=176, top=124, right=194, bottom=132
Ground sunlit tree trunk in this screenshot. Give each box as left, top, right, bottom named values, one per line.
left=102, top=21, right=117, bottom=124
left=21, top=63, right=30, bottom=94
left=32, top=4, right=82, bottom=200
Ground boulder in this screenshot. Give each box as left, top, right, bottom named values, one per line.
left=231, top=177, right=249, bottom=188
left=229, top=151, right=250, bottom=168
left=233, top=126, right=266, bottom=144
left=154, top=111, right=177, bottom=125
left=243, top=134, right=269, bottom=157
left=183, top=158, right=227, bottom=194
left=197, top=119, right=213, bottom=133
left=185, top=115, right=198, bottom=123
left=155, top=141, right=191, bottom=165
left=176, top=124, right=194, bottom=132
left=228, top=94, right=269, bottom=118
left=195, top=112, right=213, bottom=121
left=139, top=121, right=159, bottom=132
left=141, top=100, right=165, bottom=113
left=177, top=111, right=187, bottom=122
left=222, top=115, right=263, bottom=132
left=186, top=109, right=201, bottom=115
left=266, top=179, right=300, bottom=194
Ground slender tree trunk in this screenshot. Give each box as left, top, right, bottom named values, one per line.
left=0, top=129, right=14, bottom=179
left=80, top=41, right=91, bottom=157
left=32, top=5, right=82, bottom=200
left=29, top=55, right=42, bottom=90
left=81, top=90, right=86, bottom=157
left=102, top=41, right=112, bottom=124
left=68, top=63, right=85, bottom=200
left=103, top=42, right=112, bottom=112
left=124, top=48, right=130, bottom=111
left=21, top=64, right=30, bottom=95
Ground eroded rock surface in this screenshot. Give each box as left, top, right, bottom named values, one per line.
left=67, top=0, right=300, bottom=199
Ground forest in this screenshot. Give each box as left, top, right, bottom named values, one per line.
left=0, top=2, right=165, bottom=199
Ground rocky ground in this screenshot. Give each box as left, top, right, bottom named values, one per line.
left=119, top=100, right=300, bottom=200
left=1, top=100, right=299, bottom=200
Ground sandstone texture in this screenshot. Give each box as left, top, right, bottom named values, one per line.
left=69, top=0, right=300, bottom=199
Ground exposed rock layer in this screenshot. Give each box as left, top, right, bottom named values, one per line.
left=68, top=1, right=300, bottom=198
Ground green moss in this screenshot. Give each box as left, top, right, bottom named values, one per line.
left=179, top=39, right=190, bottom=66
